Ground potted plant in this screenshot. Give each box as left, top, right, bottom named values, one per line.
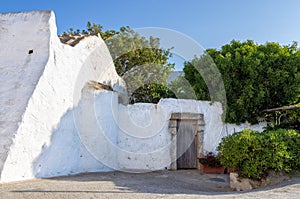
left=199, top=152, right=225, bottom=174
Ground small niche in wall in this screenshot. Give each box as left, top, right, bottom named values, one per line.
left=28, top=49, right=33, bottom=54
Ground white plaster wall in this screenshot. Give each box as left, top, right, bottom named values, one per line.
left=117, top=99, right=221, bottom=170
left=118, top=103, right=172, bottom=171
left=0, top=11, right=125, bottom=182
left=74, top=89, right=119, bottom=173
left=32, top=89, right=119, bottom=178
left=0, top=11, right=52, bottom=177
left=117, top=98, right=266, bottom=171
left=158, top=99, right=225, bottom=153
left=35, top=88, right=124, bottom=177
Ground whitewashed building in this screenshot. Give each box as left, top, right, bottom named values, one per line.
left=0, top=11, right=265, bottom=183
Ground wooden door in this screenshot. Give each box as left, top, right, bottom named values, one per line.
left=176, top=120, right=197, bottom=169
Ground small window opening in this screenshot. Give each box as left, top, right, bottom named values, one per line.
left=28, top=49, right=33, bottom=54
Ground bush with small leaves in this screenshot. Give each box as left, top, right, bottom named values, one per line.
left=217, top=129, right=300, bottom=180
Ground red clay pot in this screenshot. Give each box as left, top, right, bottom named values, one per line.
left=200, top=164, right=225, bottom=174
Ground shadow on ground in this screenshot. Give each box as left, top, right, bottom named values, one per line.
left=3, top=170, right=300, bottom=198
left=9, top=170, right=232, bottom=195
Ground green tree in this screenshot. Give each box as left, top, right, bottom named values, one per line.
left=62, top=22, right=175, bottom=103
left=184, top=40, right=300, bottom=124
left=130, top=83, right=176, bottom=104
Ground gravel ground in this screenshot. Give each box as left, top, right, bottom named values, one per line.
left=0, top=170, right=299, bottom=199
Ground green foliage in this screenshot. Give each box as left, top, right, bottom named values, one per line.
left=107, top=28, right=174, bottom=102
left=61, top=22, right=175, bottom=103
left=184, top=40, right=300, bottom=124
left=130, top=83, right=176, bottom=104
left=217, top=129, right=300, bottom=180
left=62, top=21, right=118, bottom=40
left=183, top=59, right=211, bottom=100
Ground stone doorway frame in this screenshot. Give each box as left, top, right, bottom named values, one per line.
left=168, top=113, right=205, bottom=170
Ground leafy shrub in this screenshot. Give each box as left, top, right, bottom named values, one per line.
left=217, top=129, right=300, bottom=180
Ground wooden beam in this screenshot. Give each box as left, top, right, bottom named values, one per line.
left=262, top=105, right=300, bottom=113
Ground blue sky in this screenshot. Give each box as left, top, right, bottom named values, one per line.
left=1, top=0, right=300, bottom=70
left=1, top=0, right=300, bottom=49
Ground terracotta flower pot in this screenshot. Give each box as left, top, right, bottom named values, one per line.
left=225, top=167, right=232, bottom=174
left=200, top=164, right=225, bottom=174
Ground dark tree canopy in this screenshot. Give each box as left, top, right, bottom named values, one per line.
left=184, top=40, right=300, bottom=124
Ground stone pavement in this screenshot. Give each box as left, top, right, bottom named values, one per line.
left=0, top=170, right=299, bottom=199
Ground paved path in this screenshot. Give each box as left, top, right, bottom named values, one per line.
left=0, top=170, right=299, bottom=198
